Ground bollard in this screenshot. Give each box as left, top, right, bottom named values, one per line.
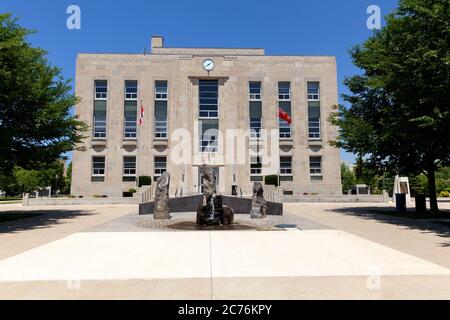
left=395, top=193, right=407, bottom=212
left=415, top=193, right=426, bottom=212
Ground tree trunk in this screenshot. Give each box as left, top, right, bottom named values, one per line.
left=427, top=167, right=439, bottom=214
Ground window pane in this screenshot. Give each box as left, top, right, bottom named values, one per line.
left=95, top=80, right=107, bottom=99
left=92, top=157, right=105, bottom=176
left=307, top=82, right=320, bottom=100
left=125, top=80, right=138, bottom=100
left=93, top=100, right=107, bottom=138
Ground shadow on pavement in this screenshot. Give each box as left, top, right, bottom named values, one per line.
left=0, top=209, right=93, bottom=234
left=326, top=206, right=450, bottom=247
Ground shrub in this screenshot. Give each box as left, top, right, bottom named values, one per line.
left=439, top=191, right=450, bottom=198
left=138, top=176, right=152, bottom=187
left=128, top=188, right=137, bottom=194
left=264, top=175, right=279, bottom=187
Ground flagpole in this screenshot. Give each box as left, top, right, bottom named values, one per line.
left=276, top=103, right=280, bottom=188
left=137, top=99, right=144, bottom=189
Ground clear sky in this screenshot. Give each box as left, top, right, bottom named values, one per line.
left=2, top=0, right=399, bottom=163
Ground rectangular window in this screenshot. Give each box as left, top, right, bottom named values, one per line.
left=155, top=80, right=168, bottom=100
left=279, top=101, right=292, bottom=139
left=92, top=156, right=105, bottom=176
left=278, top=82, right=291, bottom=100
left=308, top=101, right=321, bottom=139
left=125, top=80, right=138, bottom=100
left=199, top=119, right=219, bottom=152
left=250, top=156, right=262, bottom=175
left=124, top=101, right=137, bottom=139
left=280, top=156, right=292, bottom=175
left=95, top=80, right=107, bottom=100
left=199, top=80, right=218, bottom=118
left=123, top=156, right=136, bottom=181
left=249, top=101, right=262, bottom=139
left=155, top=100, right=167, bottom=139
left=310, top=156, right=322, bottom=179
left=93, top=100, right=107, bottom=139
left=307, top=82, right=320, bottom=101
left=154, top=156, right=167, bottom=181
left=249, top=81, right=261, bottom=100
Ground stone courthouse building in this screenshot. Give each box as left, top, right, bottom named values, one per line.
left=71, top=36, right=342, bottom=197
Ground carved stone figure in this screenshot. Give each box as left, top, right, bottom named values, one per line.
left=201, top=165, right=216, bottom=196
left=250, top=182, right=267, bottom=218
left=153, top=172, right=171, bottom=220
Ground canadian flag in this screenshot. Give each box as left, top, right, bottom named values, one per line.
left=139, top=101, right=144, bottom=126
left=278, top=108, right=292, bottom=124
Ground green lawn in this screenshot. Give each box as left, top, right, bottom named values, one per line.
left=0, top=197, right=22, bottom=202
left=368, top=209, right=450, bottom=220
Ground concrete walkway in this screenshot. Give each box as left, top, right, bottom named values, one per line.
left=0, top=203, right=449, bottom=299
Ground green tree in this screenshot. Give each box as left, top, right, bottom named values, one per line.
left=341, top=163, right=356, bottom=194
left=0, top=14, right=87, bottom=176
left=330, top=0, right=450, bottom=213
left=14, top=167, right=40, bottom=193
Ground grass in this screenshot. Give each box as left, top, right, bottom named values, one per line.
left=0, top=212, right=41, bottom=223
left=0, top=197, right=22, bottom=202
left=368, top=209, right=450, bottom=220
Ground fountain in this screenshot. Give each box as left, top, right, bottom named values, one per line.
left=196, top=165, right=234, bottom=225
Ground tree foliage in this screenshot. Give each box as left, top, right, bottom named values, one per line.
left=0, top=14, right=87, bottom=175
left=0, top=161, right=68, bottom=196
left=330, top=0, right=450, bottom=212
left=341, top=163, right=356, bottom=194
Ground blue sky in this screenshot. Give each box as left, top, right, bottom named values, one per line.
left=2, top=0, right=398, bottom=163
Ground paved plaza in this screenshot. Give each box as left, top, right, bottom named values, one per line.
left=0, top=202, right=449, bottom=299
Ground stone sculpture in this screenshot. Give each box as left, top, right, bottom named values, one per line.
left=197, top=165, right=234, bottom=225
left=250, top=182, right=267, bottom=218
left=153, top=171, right=171, bottom=220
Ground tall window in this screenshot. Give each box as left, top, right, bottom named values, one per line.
left=124, top=81, right=138, bottom=139
left=93, top=80, right=107, bottom=139
left=249, top=82, right=262, bottom=139
left=309, top=156, right=323, bottom=180
left=278, top=82, right=291, bottom=139
left=154, top=156, right=167, bottom=181
left=92, top=156, right=105, bottom=181
left=250, top=101, right=262, bottom=140
left=308, top=82, right=321, bottom=140
left=199, top=119, right=219, bottom=152
left=123, top=156, right=136, bottom=182
left=199, top=80, right=218, bottom=118
left=155, top=81, right=168, bottom=139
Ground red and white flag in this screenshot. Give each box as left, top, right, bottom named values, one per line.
left=139, top=101, right=144, bottom=126
left=278, top=108, right=292, bottom=124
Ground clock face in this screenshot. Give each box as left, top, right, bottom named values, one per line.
left=203, top=59, right=215, bottom=71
